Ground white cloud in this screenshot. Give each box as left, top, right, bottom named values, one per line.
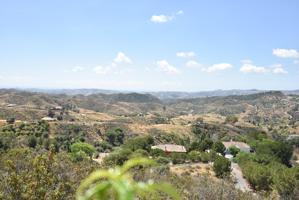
left=272, top=67, right=288, bottom=74
left=202, top=63, right=232, bottom=72
left=157, top=60, right=180, bottom=74
left=72, top=66, right=84, bottom=72
left=271, top=64, right=288, bottom=74
left=176, top=51, right=196, bottom=58
left=151, top=15, right=174, bottom=23
left=185, top=60, right=202, bottom=68
left=93, top=66, right=112, bottom=75
left=240, top=63, right=268, bottom=74
left=114, top=52, right=132, bottom=64
left=273, top=48, right=299, bottom=58
left=240, top=62, right=288, bottom=74
left=150, top=10, right=183, bottom=23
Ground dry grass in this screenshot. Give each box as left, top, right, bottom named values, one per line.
left=170, top=163, right=216, bottom=179
left=71, top=109, right=116, bottom=122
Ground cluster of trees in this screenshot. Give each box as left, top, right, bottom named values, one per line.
left=236, top=138, right=299, bottom=198
left=0, top=119, right=263, bottom=200
left=0, top=148, right=97, bottom=199
left=0, top=121, right=50, bottom=151
left=101, top=131, right=232, bottom=179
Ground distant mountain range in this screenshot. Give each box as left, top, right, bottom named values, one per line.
left=18, top=88, right=299, bottom=100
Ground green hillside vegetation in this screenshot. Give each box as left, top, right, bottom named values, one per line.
left=0, top=90, right=299, bottom=199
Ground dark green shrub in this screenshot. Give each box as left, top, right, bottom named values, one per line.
left=70, top=142, right=95, bottom=160
left=103, top=148, right=133, bottom=166
left=27, top=136, right=37, bottom=148
left=188, top=151, right=201, bottom=162
left=212, top=141, right=226, bottom=155
left=150, top=148, right=166, bottom=157
left=155, top=156, right=171, bottom=165
left=124, top=135, right=154, bottom=152
left=228, top=146, right=240, bottom=157
left=170, top=153, right=187, bottom=164
left=213, top=156, right=231, bottom=178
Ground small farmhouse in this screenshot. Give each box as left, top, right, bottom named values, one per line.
left=41, top=117, right=57, bottom=121
left=222, top=141, right=251, bottom=153
left=151, top=144, right=187, bottom=153
left=53, top=106, right=63, bottom=110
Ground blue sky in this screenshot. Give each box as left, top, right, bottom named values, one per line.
left=0, top=0, right=299, bottom=91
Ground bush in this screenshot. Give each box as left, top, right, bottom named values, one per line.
left=150, top=148, right=166, bottom=157
left=71, top=150, right=88, bottom=162
left=103, top=148, right=133, bottom=166
left=228, top=146, right=240, bottom=157
left=188, top=151, right=201, bottom=162
left=124, top=135, right=154, bottom=152
left=255, top=139, right=293, bottom=165
left=244, top=162, right=272, bottom=191
left=213, top=156, right=231, bottom=178
left=156, top=156, right=171, bottom=165
left=96, top=141, right=113, bottom=152
left=200, top=152, right=210, bottom=163
left=70, top=142, right=95, bottom=160
left=105, top=128, right=125, bottom=146
left=130, top=149, right=149, bottom=159
left=212, top=141, right=226, bottom=155
left=273, top=167, right=298, bottom=198
left=170, top=153, right=187, bottom=164
left=190, top=138, right=213, bottom=152
left=27, top=136, right=37, bottom=148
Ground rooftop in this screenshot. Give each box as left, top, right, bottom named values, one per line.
left=222, top=141, right=251, bottom=152
left=151, top=144, right=187, bottom=153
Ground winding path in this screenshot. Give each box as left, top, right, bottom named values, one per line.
left=231, top=163, right=252, bottom=192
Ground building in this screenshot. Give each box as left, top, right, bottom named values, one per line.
left=53, top=106, right=63, bottom=110
left=222, top=141, right=251, bottom=153
left=151, top=144, right=187, bottom=153
left=41, top=117, right=57, bottom=121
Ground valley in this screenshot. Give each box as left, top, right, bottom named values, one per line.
left=0, top=89, right=299, bottom=199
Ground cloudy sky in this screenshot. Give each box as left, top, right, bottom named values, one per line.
left=0, top=0, right=299, bottom=91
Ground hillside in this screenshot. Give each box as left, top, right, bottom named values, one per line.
left=1, top=89, right=299, bottom=199
left=0, top=89, right=298, bottom=136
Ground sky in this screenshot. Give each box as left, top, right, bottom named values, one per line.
left=0, top=0, right=299, bottom=91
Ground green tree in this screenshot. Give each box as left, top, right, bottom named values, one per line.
left=213, top=156, right=231, bottom=178
left=255, top=139, right=293, bottom=165
left=273, top=167, right=299, bottom=198
left=124, top=136, right=154, bottom=152
left=170, top=153, right=186, bottom=164
left=150, top=148, right=166, bottom=157
left=190, top=138, right=213, bottom=152
left=103, top=148, right=133, bottom=166
left=105, top=129, right=125, bottom=146
left=212, top=141, right=226, bottom=155
left=228, top=146, right=240, bottom=157
left=27, top=136, right=37, bottom=148
left=71, top=142, right=96, bottom=160
left=188, top=151, right=201, bottom=162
